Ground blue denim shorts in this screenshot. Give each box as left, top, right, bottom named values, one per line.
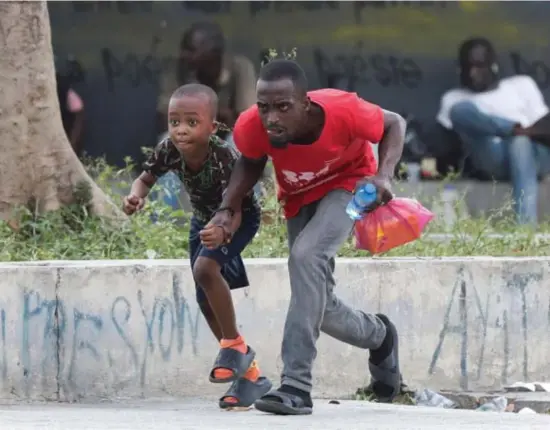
left=189, top=206, right=260, bottom=304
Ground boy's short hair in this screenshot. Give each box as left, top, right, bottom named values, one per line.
left=171, top=83, right=219, bottom=118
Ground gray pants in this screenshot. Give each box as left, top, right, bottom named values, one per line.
left=281, top=189, right=387, bottom=392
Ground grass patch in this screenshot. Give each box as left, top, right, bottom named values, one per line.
left=0, top=156, right=549, bottom=261
left=354, top=383, right=416, bottom=405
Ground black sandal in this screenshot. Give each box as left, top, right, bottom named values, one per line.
left=209, top=346, right=256, bottom=384
left=368, top=314, right=401, bottom=403
left=219, top=376, right=272, bottom=410
left=254, top=389, right=313, bottom=415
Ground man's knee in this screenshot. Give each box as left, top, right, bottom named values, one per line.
left=509, top=135, right=533, bottom=147
left=508, top=136, right=537, bottom=167
left=449, top=101, right=478, bottom=127
left=193, top=256, right=220, bottom=292
left=288, top=237, right=317, bottom=272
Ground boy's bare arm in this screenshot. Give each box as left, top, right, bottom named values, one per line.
left=123, top=172, right=157, bottom=215
left=130, top=172, right=156, bottom=198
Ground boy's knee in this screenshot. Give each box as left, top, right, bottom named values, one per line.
left=193, top=257, right=220, bottom=291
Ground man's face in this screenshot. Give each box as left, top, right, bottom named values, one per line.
left=256, top=78, right=308, bottom=148
left=180, top=31, right=221, bottom=81
left=464, top=45, right=495, bottom=92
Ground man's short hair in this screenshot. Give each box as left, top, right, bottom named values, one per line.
left=258, top=59, right=308, bottom=94
left=171, top=83, right=218, bottom=117
left=458, top=37, right=496, bottom=67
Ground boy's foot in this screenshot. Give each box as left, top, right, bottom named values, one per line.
left=254, top=385, right=313, bottom=415
left=209, top=336, right=256, bottom=384
left=368, top=313, right=401, bottom=403
left=219, top=361, right=272, bottom=410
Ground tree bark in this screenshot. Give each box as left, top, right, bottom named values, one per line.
left=0, top=1, right=125, bottom=224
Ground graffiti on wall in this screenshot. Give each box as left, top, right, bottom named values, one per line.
left=312, top=48, right=550, bottom=92
left=0, top=262, right=549, bottom=398
left=427, top=265, right=547, bottom=390
left=99, top=36, right=174, bottom=93
left=71, top=1, right=154, bottom=14
left=0, top=272, right=201, bottom=399
left=313, top=44, right=423, bottom=91
left=59, top=45, right=550, bottom=96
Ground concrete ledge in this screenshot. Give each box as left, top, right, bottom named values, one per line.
left=0, top=258, right=549, bottom=401
left=394, top=179, right=550, bottom=220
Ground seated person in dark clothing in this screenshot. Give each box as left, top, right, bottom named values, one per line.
left=157, top=21, right=257, bottom=140
left=435, top=38, right=550, bottom=225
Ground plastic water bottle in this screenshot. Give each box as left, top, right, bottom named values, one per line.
left=476, top=396, right=508, bottom=412
left=415, top=389, right=456, bottom=409
left=346, top=183, right=378, bottom=220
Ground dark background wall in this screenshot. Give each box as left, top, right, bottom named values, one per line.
left=48, top=1, right=550, bottom=166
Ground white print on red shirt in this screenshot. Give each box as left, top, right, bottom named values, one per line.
left=280, top=157, right=339, bottom=188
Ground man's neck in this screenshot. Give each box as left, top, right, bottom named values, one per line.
left=291, top=103, right=325, bottom=145
left=466, top=79, right=499, bottom=94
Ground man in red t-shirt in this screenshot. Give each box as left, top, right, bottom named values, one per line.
left=207, top=59, right=406, bottom=415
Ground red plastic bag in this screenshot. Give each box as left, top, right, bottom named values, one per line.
left=354, top=198, right=434, bottom=254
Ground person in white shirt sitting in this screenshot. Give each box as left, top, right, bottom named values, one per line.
left=436, top=38, right=550, bottom=225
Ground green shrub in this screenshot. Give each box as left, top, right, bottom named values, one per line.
left=0, top=156, right=549, bottom=262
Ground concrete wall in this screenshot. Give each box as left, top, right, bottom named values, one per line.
left=0, top=258, right=549, bottom=401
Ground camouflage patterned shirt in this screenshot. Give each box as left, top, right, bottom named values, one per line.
left=143, top=135, right=259, bottom=222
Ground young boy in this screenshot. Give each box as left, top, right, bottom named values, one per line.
left=123, top=83, right=271, bottom=409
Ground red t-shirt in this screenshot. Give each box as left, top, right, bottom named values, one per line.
left=233, top=88, right=384, bottom=218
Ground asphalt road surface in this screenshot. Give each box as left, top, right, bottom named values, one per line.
left=0, top=398, right=549, bottom=429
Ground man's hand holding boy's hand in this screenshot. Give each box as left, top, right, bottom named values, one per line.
left=200, top=209, right=242, bottom=249
left=199, top=224, right=228, bottom=250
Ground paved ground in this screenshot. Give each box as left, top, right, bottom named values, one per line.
left=443, top=391, right=550, bottom=414
left=0, top=399, right=548, bottom=429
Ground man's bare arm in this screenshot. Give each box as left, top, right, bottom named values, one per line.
left=69, top=111, right=84, bottom=154
left=518, top=113, right=550, bottom=146
left=377, top=110, right=407, bottom=179
left=220, top=155, right=268, bottom=211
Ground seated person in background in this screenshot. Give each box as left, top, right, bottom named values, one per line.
left=56, top=73, right=85, bottom=156
left=157, top=21, right=257, bottom=140
left=436, top=37, right=550, bottom=225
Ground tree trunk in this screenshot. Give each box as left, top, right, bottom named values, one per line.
left=0, top=1, right=125, bottom=224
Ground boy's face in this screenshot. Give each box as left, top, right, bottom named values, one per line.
left=168, top=94, right=216, bottom=153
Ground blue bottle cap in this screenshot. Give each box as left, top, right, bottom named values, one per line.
left=363, top=183, right=376, bottom=193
